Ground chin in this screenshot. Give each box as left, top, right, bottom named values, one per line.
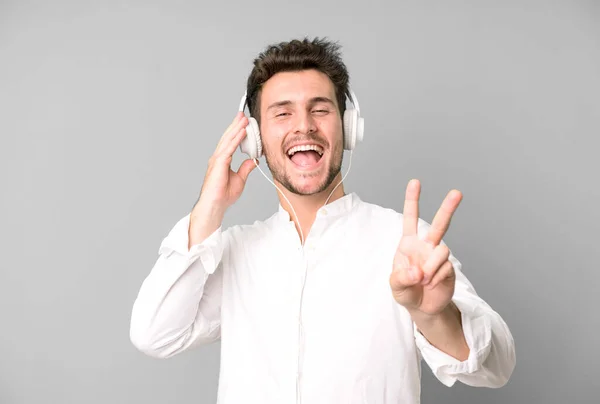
left=285, top=162, right=340, bottom=196
left=289, top=180, right=328, bottom=196
left=265, top=149, right=342, bottom=196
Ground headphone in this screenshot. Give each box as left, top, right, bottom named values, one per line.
left=238, top=89, right=365, bottom=159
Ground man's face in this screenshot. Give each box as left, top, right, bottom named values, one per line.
left=259, top=69, right=344, bottom=196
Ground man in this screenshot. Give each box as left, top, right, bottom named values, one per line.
left=130, top=38, right=516, bottom=403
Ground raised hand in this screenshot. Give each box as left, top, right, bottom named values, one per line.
left=389, top=179, right=463, bottom=316
left=199, top=112, right=258, bottom=209
left=188, top=112, right=257, bottom=247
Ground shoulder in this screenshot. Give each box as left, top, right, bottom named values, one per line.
left=352, top=195, right=434, bottom=237
left=222, top=210, right=282, bottom=245
left=354, top=197, right=403, bottom=222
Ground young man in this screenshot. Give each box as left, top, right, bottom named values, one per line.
left=130, top=38, right=516, bottom=403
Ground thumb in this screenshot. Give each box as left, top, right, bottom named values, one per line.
left=390, top=265, right=423, bottom=293
left=390, top=265, right=423, bottom=308
left=237, top=158, right=258, bottom=183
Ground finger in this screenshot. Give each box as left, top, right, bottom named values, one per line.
left=221, top=124, right=249, bottom=157
left=424, top=189, right=463, bottom=246
left=215, top=112, right=242, bottom=148
left=224, top=111, right=244, bottom=134
left=236, top=158, right=258, bottom=183
left=402, top=179, right=421, bottom=237
left=425, top=260, right=455, bottom=290
left=390, top=264, right=423, bottom=292
left=421, top=244, right=450, bottom=285
left=389, top=267, right=423, bottom=308
left=215, top=113, right=247, bottom=153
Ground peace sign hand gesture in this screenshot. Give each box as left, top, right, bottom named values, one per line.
left=390, top=179, right=463, bottom=316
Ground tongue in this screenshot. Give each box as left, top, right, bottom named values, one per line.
left=291, top=150, right=320, bottom=167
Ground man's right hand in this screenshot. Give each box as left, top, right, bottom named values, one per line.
left=188, top=112, right=258, bottom=249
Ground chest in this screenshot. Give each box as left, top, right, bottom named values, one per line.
left=222, top=229, right=406, bottom=344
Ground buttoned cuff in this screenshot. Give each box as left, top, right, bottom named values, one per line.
left=157, top=214, right=223, bottom=275
left=414, top=298, right=493, bottom=387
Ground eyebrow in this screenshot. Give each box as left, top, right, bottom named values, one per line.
left=266, top=97, right=336, bottom=111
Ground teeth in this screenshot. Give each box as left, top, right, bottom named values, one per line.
left=287, top=144, right=324, bottom=156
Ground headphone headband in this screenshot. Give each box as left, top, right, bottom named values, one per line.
left=347, top=88, right=360, bottom=114
left=239, top=91, right=249, bottom=112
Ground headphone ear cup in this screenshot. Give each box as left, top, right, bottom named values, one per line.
left=355, top=115, right=364, bottom=145
left=248, top=117, right=262, bottom=158
left=343, top=108, right=357, bottom=150
left=239, top=117, right=262, bottom=159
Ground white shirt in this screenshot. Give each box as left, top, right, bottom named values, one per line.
left=130, top=192, right=515, bottom=404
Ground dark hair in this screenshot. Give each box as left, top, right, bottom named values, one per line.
left=246, top=37, right=350, bottom=124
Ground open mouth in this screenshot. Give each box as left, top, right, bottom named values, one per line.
left=286, top=144, right=324, bottom=168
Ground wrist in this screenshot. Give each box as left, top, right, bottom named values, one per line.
left=409, top=302, right=460, bottom=329
left=188, top=201, right=226, bottom=248
left=192, top=198, right=226, bottom=222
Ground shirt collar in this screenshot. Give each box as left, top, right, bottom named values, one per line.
left=277, top=192, right=361, bottom=223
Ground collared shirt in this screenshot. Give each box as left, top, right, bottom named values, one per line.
left=130, top=192, right=515, bottom=404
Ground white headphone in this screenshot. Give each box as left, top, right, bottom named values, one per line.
left=238, top=89, right=364, bottom=159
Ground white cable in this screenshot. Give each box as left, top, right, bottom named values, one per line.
left=252, top=160, right=305, bottom=246
left=252, top=149, right=353, bottom=246
left=324, top=149, right=353, bottom=206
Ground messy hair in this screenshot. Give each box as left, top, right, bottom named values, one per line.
left=246, top=37, right=350, bottom=124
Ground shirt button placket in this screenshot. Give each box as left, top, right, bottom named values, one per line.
left=294, top=242, right=309, bottom=403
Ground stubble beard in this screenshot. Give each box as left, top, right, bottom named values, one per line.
left=263, top=142, right=343, bottom=196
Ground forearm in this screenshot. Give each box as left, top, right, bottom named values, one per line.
left=410, top=302, right=469, bottom=361
left=189, top=199, right=226, bottom=250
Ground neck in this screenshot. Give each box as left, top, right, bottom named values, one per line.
left=276, top=173, right=345, bottom=243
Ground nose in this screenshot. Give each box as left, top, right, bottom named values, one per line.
left=293, top=110, right=316, bottom=134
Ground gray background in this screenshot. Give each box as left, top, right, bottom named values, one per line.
left=1, top=0, right=598, bottom=403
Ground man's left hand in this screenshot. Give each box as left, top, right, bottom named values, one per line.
left=389, top=179, right=463, bottom=316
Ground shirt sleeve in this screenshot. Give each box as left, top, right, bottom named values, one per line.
left=413, top=249, right=516, bottom=388
left=129, top=213, right=226, bottom=359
